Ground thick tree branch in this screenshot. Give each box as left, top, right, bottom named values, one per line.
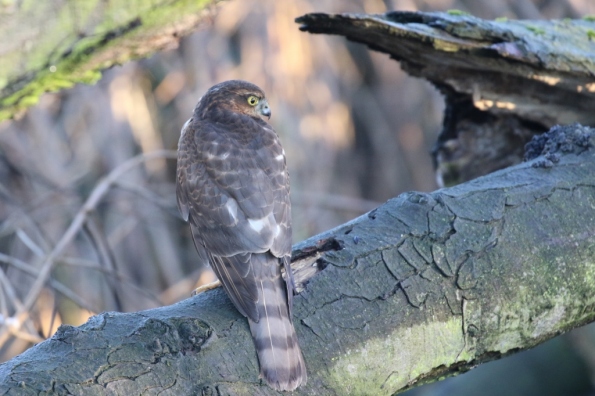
left=296, top=11, right=595, bottom=185
left=1, top=124, right=594, bottom=395
left=0, top=0, right=222, bottom=121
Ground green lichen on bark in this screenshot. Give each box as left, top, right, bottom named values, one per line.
left=0, top=0, right=218, bottom=120
left=326, top=318, right=465, bottom=395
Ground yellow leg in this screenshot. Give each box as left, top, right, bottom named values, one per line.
left=191, top=280, right=221, bottom=296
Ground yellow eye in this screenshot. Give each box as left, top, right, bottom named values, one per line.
left=247, top=96, right=259, bottom=106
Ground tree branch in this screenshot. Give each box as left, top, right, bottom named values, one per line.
left=296, top=11, right=595, bottom=185
left=0, top=0, right=222, bottom=121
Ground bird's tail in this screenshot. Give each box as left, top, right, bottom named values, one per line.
left=248, top=254, right=307, bottom=391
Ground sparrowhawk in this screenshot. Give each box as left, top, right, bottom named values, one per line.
left=176, top=80, right=306, bottom=391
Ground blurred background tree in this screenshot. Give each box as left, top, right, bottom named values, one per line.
left=1, top=0, right=594, bottom=395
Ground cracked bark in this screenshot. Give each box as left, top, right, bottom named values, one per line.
left=1, top=124, right=594, bottom=395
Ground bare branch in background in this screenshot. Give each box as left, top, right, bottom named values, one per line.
left=0, top=253, right=96, bottom=313
left=0, top=150, right=177, bottom=347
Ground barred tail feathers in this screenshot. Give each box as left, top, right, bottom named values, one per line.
left=248, top=253, right=307, bottom=391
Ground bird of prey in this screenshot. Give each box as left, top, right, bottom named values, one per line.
left=176, top=80, right=307, bottom=391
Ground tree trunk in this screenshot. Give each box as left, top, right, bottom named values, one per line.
left=1, top=124, right=594, bottom=395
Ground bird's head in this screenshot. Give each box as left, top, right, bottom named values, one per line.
left=195, top=80, right=271, bottom=121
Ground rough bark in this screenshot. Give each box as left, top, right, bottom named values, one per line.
left=296, top=11, right=595, bottom=185
left=0, top=0, right=221, bottom=121
left=1, top=124, right=594, bottom=395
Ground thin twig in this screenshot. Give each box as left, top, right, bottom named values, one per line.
left=5, top=325, right=43, bottom=344
left=0, top=253, right=97, bottom=313
left=1, top=252, right=161, bottom=312
left=83, top=217, right=123, bottom=311
left=0, top=284, right=7, bottom=318
left=114, top=180, right=178, bottom=215
left=0, top=150, right=177, bottom=346
left=15, top=228, right=45, bottom=258
left=58, top=257, right=162, bottom=303
left=0, top=267, right=43, bottom=343
left=106, top=216, right=138, bottom=248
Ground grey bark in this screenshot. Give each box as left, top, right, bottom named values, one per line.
left=296, top=11, right=595, bottom=185
left=1, top=124, right=594, bottom=395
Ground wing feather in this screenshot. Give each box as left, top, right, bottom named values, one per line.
left=178, top=118, right=290, bottom=257
left=208, top=252, right=259, bottom=321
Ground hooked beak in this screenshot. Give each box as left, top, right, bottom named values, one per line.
left=257, top=99, right=271, bottom=120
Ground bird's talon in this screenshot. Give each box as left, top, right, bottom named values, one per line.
left=191, top=280, right=221, bottom=296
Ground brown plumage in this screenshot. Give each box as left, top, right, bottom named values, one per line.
left=176, top=80, right=307, bottom=391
